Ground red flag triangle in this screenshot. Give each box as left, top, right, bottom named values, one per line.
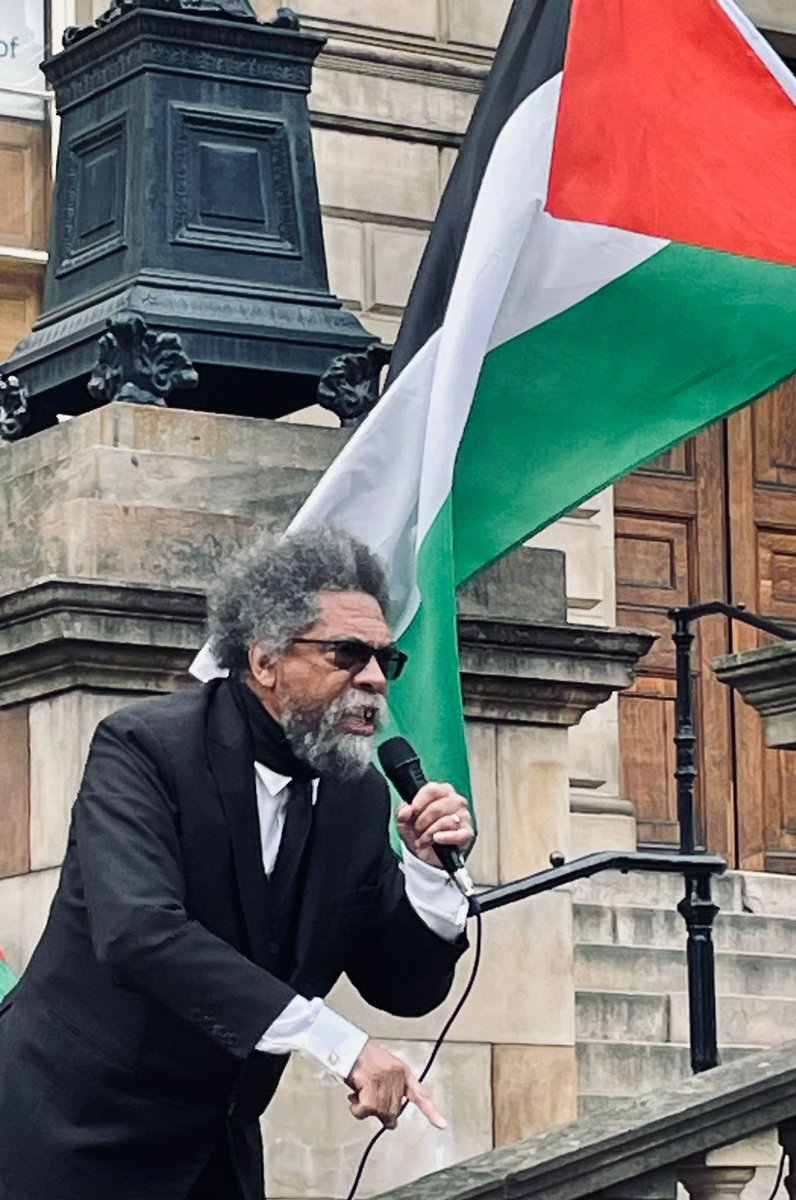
left=547, top=0, right=796, bottom=268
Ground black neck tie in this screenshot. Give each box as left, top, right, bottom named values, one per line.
left=270, top=778, right=313, bottom=896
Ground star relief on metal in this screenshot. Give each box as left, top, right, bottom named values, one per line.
left=87, top=312, right=199, bottom=407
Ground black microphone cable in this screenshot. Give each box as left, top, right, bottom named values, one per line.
left=344, top=894, right=483, bottom=1200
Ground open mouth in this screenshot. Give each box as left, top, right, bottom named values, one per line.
left=340, top=705, right=379, bottom=736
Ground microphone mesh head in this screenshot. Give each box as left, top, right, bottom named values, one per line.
left=377, top=737, right=416, bottom=774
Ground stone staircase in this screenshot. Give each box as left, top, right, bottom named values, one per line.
left=572, top=869, right=796, bottom=1114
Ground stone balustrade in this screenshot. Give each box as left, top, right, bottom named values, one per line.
left=370, top=1041, right=796, bottom=1200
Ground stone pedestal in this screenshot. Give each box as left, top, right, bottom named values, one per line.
left=713, top=641, right=796, bottom=749
left=0, top=404, right=651, bottom=1198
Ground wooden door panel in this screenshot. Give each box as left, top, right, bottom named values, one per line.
left=618, top=380, right=796, bottom=870
left=727, top=389, right=796, bottom=870
left=752, top=376, right=796, bottom=487
left=758, top=532, right=796, bottom=619
left=615, top=516, right=689, bottom=605
left=616, top=423, right=734, bottom=857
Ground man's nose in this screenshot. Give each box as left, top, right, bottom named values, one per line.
left=352, top=654, right=388, bottom=692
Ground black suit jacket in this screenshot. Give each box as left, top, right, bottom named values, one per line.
left=0, top=682, right=466, bottom=1200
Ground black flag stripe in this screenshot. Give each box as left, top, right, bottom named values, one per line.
left=386, top=0, right=572, bottom=385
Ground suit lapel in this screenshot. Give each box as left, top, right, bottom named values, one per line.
left=205, top=680, right=273, bottom=967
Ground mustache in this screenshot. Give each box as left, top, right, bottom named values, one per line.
left=337, top=690, right=388, bottom=724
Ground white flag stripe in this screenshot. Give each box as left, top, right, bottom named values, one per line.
left=716, top=0, right=796, bottom=105
left=287, top=330, right=441, bottom=633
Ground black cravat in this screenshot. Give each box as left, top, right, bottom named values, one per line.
left=225, top=676, right=317, bottom=782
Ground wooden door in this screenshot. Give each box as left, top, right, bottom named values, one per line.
left=727, top=377, right=796, bottom=871
left=616, top=379, right=796, bottom=870
left=614, top=424, right=735, bottom=858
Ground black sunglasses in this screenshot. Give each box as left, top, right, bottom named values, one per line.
left=291, top=638, right=408, bottom=681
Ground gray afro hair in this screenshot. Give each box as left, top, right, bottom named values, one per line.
left=206, top=526, right=391, bottom=672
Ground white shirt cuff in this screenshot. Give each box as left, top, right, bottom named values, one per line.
left=401, top=846, right=468, bottom=943
left=255, top=995, right=368, bottom=1081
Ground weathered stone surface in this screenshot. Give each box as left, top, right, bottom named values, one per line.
left=0, top=580, right=204, bottom=706
left=679, top=1165, right=754, bottom=1200
left=447, top=0, right=513, bottom=48
left=314, top=128, right=441, bottom=219
left=571, top=870, right=744, bottom=916
left=713, top=642, right=796, bottom=749
left=575, top=942, right=796, bottom=999
left=0, top=706, right=29, bottom=878
left=459, top=548, right=566, bottom=626
left=669, top=992, right=796, bottom=1049
left=297, top=0, right=440, bottom=37
left=323, top=215, right=365, bottom=308
left=263, top=1040, right=492, bottom=1198
left=328, top=890, right=574, bottom=1046
left=370, top=224, right=429, bottom=312
left=575, top=901, right=796, bottom=957
left=312, top=65, right=476, bottom=137
left=459, top=620, right=654, bottom=726
left=576, top=991, right=670, bottom=1046
left=496, top=725, right=569, bottom=880
left=464, top=721, right=498, bottom=886
left=29, top=691, right=132, bottom=870
left=593, top=1168, right=679, bottom=1200
left=570, top=811, right=637, bottom=859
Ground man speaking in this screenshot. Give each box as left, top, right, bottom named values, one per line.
left=0, top=528, right=473, bottom=1200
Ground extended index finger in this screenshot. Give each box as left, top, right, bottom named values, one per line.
left=404, top=1075, right=448, bottom=1130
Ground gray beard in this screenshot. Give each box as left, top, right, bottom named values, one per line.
left=281, top=688, right=387, bottom=782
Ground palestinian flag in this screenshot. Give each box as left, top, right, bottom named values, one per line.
left=274, top=0, right=796, bottom=804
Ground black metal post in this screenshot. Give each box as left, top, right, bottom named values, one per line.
left=670, top=607, right=720, bottom=1073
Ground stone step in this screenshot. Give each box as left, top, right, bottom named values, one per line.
left=574, top=902, right=796, bottom=956
left=576, top=989, right=796, bottom=1046
left=571, top=870, right=744, bottom=913
left=575, top=943, right=796, bottom=997
left=576, top=1040, right=755, bottom=1097
left=576, top=990, right=668, bottom=1043
left=572, top=869, right=796, bottom=918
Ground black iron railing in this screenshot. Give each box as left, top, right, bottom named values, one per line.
left=475, top=600, right=796, bottom=1076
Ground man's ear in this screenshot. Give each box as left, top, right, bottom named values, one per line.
left=248, top=643, right=277, bottom=690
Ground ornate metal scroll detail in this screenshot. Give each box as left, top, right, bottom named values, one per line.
left=87, top=312, right=199, bottom=407
left=63, top=0, right=299, bottom=45
left=317, top=343, right=392, bottom=428
left=0, top=375, right=32, bottom=442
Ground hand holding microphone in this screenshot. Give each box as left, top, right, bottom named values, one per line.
left=378, top=738, right=475, bottom=898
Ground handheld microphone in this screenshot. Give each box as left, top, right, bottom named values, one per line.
left=377, top=737, right=476, bottom=900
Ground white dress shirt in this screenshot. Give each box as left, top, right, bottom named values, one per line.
left=252, top=762, right=468, bottom=1080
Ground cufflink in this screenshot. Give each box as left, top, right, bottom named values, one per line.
left=328, top=1050, right=339, bottom=1066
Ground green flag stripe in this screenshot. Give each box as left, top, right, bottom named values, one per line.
left=452, top=241, right=796, bottom=586
left=382, top=494, right=473, bottom=821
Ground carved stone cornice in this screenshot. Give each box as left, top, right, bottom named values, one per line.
left=458, top=618, right=655, bottom=727
left=713, top=640, right=796, bottom=749
left=317, top=36, right=488, bottom=93
left=0, top=579, right=204, bottom=706
left=44, top=8, right=325, bottom=112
